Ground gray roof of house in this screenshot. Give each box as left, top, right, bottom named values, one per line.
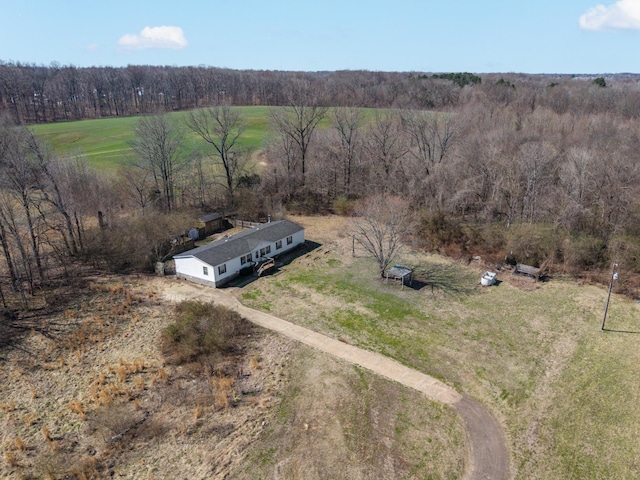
left=174, top=219, right=304, bottom=267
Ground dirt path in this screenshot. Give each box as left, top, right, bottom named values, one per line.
left=156, top=277, right=510, bottom=480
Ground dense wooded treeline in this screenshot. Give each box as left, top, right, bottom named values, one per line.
left=0, top=62, right=460, bottom=124
left=4, top=61, right=640, bottom=124
left=3, top=62, right=640, bottom=307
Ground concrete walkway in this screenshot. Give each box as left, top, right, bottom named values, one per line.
left=161, top=279, right=510, bottom=480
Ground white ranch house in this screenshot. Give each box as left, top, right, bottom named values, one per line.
left=173, top=220, right=304, bottom=287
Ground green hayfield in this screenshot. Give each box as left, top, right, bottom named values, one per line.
left=239, top=242, right=640, bottom=479
left=31, top=106, right=383, bottom=172
left=31, top=107, right=274, bottom=171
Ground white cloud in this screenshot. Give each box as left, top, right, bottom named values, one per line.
left=117, top=26, right=188, bottom=50
left=579, top=0, right=640, bottom=30
left=85, top=43, right=99, bottom=52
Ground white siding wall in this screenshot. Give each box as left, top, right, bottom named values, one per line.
left=253, top=241, right=271, bottom=261
left=176, top=254, right=250, bottom=287
left=214, top=256, right=244, bottom=284
left=175, top=257, right=215, bottom=282
left=290, top=230, right=305, bottom=249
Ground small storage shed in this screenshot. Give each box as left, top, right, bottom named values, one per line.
left=385, top=265, right=413, bottom=288
left=197, top=213, right=224, bottom=236
left=174, top=220, right=305, bottom=288
left=515, top=263, right=542, bottom=281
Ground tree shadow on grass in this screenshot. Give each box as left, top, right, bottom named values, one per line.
left=601, top=328, right=640, bottom=335
left=0, top=311, right=28, bottom=361
left=0, top=307, right=61, bottom=361
left=410, top=263, right=478, bottom=296
left=0, top=276, right=98, bottom=361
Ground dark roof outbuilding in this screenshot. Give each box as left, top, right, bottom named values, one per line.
left=198, top=212, right=223, bottom=223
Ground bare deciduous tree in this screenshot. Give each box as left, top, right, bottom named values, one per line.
left=186, top=105, right=246, bottom=203
left=352, top=195, right=411, bottom=277
left=270, top=80, right=327, bottom=188
left=266, top=128, right=299, bottom=201
left=24, top=131, right=82, bottom=255
left=0, top=213, right=19, bottom=292
left=131, top=112, right=184, bottom=211
left=362, top=112, right=409, bottom=194
left=517, top=141, right=557, bottom=222
left=0, top=124, right=45, bottom=285
left=115, top=165, right=157, bottom=212
left=402, top=110, right=455, bottom=176
left=332, top=106, right=362, bottom=197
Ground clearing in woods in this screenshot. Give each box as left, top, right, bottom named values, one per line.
left=2, top=214, right=640, bottom=478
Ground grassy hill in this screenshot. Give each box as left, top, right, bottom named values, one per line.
left=31, top=107, right=275, bottom=172
left=31, top=106, right=382, bottom=172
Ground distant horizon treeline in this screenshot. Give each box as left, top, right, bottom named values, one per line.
left=3, top=61, right=640, bottom=124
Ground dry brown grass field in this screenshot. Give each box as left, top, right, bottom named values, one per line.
left=0, top=277, right=303, bottom=479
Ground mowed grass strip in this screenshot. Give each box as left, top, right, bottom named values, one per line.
left=240, top=243, right=640, bottom=478
left=235, top=347, right=465, bottom=479
left=524, top=297, right=640, bottom=479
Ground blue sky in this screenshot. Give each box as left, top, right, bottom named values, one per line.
left=2, top=0, right=640, bottom=73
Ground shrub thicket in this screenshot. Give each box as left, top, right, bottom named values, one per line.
left=82, top=212, right=192, bottom=272
left=161, top=301, right=248, bottom=367
left=563, top=235, right=608, bottom=271
left=332, top=195, right=356, bottom=216
left=418, top=211, right=467, bottom=251
left=503, top=223, right=561, bottom=268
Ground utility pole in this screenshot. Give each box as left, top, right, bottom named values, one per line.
left=601, top=263, right=619, bottom=331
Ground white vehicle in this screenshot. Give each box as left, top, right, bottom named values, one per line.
left=481, top=271, right=497, bottom=286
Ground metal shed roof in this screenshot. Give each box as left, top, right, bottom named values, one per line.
left=386, top=266, right=412, bottom=278
left=174, top=220, right=303, bottom=267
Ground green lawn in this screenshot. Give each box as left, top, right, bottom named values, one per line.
left=239, top=246, right=640, bottom=479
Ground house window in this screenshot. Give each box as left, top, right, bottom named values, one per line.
left=241, top=254, right=251, bottom=265
left=265, top=245, right=271, bottom=254
left=260, top=248, right=266, bottom=257
left=203, top=266, right=209, bottom=276
left=276, top=240, right=282, bottom=250
left=286, top=235, right=293, bottom=245
left=218, top=264, right=227, bottom=275
left=255, top=251, right=260, bottom=259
